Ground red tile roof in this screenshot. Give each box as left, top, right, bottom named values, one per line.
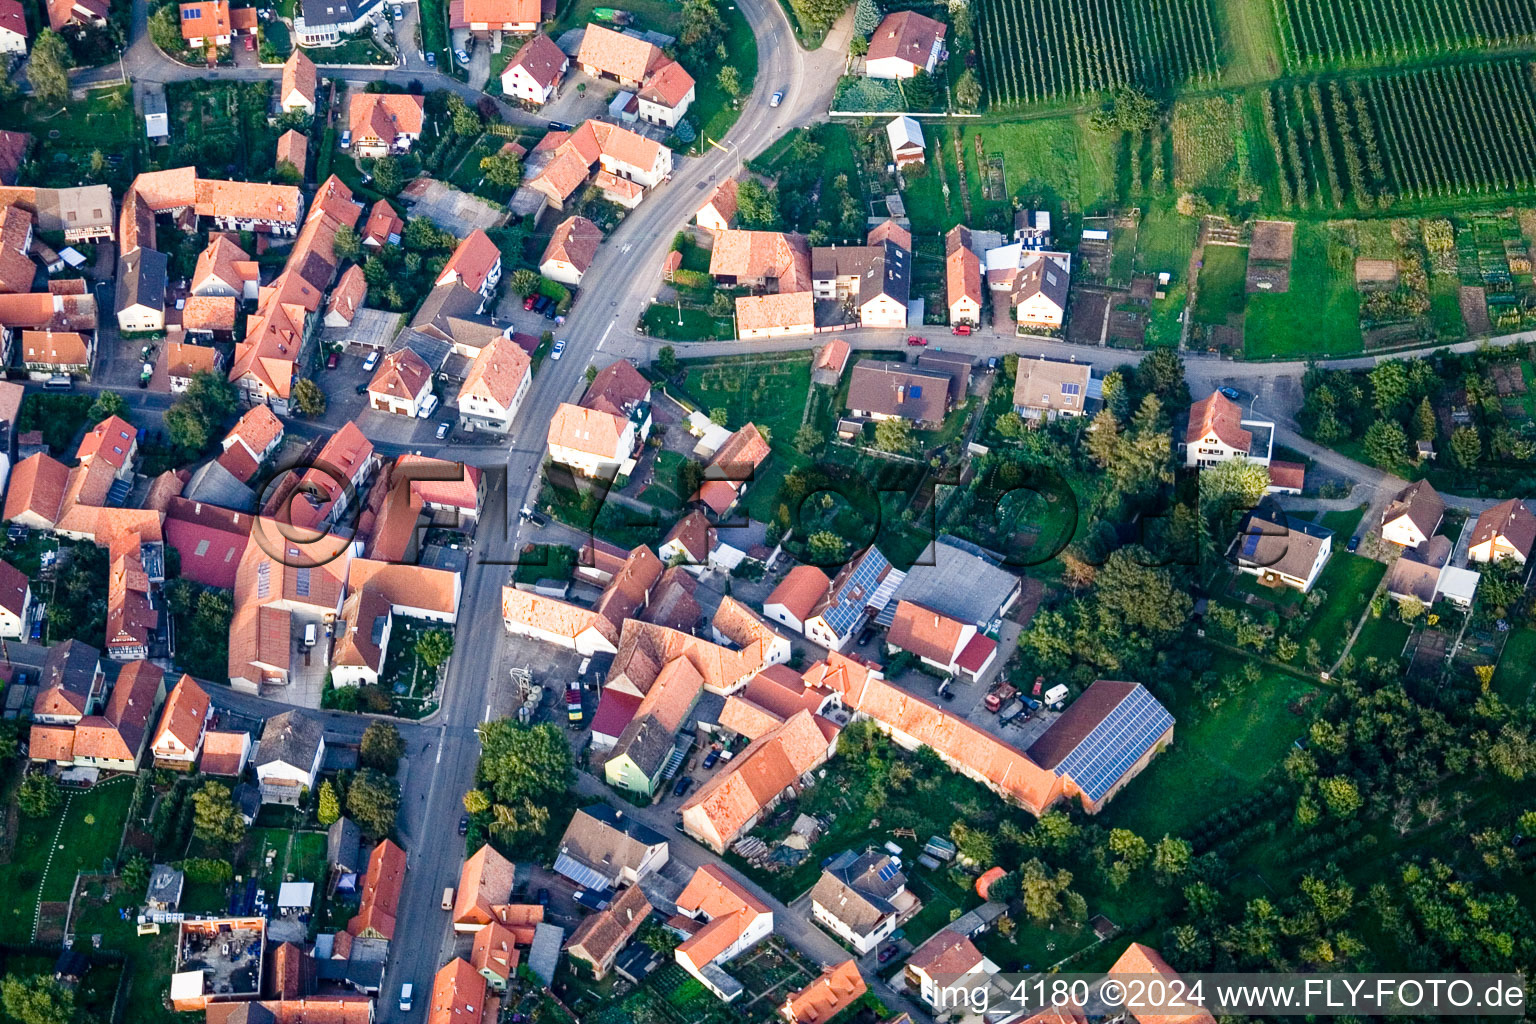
left=153, top=673, right=210, bottom=757
left=1107, top=943, right=1216, bottom=1024
left=348, top=839, right=407, bottom=939
left=867, top=10, right=945, bottom=66
left=782, top=960, right=866, bottom=1024
left=674, top=864, right=770, bottom=968
left=428, top=958, right=487, bottom=1024
left=765, top=565, right=830, bottom=622
left=505, top=32, right=567, bottom=89
left=77, top=415, right=136, bottom=470
left=438, top=229, right=501, bottom=294
left=4, top=452, right=70, bottom=526
left=454, top=845, right=516, bottom=929
left=1185, top=390, right=1250, bottom=450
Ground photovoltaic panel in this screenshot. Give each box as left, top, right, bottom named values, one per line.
left=1051, top=685, right=1174, bottom=802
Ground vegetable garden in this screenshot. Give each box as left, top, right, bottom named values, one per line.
left=1262, top=61, right=1536, bottom=211
left=1273, top=0, right=1536, bottom=71
left=971, top=0, right=1221, bottom=106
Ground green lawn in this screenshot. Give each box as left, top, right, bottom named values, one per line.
left=1350, top=614, right=1412, bottom=664
left=1243, top=222, right=1362, bottom=359
left=1099, top=649, right=1319, bottom=839
left=1297, top=552, right=1387, bottom=665
left=1193, top=244, right=1248, bottom=324
left=1493, top=627, right=1536, bottom=705
left=70, top=883, right=180, bottom=1024
left=677, top=353, right=813, bottom=445
left=1317, top=504, right=1367, bottom=537
left=642, top=304, right=730, bottom=340
left=639, top=450, right=688, bottom=510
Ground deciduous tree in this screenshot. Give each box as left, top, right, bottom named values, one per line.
left=191, top=781, right=246, bottom=844
left=348, top=768, right=401, bottom=835
left=292, top=378, right=327, bottom=417
left=28, top=31, right=72, bottom=107
left=360, top=721, right=405, bottom=774
left=416, top=629, right=454, bottom=669
left=16, top=773, right=60, bottom=818
left=1, top=975, right=74, bottom=1024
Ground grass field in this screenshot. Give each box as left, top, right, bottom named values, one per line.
left=1493, top=627, right=1536, bottom=706
left=1350, top=614, right=1412, bottom=664
left=1297, top=552, right=1386, bottom=664
left=1243, top=222, right=1362, bottom=358
left=1317, top=504, right=1367, bottom=537
left=1193, top=244, right=1248, bottom=324
left=677, top=354, right=813, bottom=445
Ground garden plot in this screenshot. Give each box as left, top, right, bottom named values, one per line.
left=1354, top=259, right=1398, bottom=291
left=1245, top=220, right=1294, bottom=293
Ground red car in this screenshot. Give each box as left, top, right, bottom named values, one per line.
left=524, top=295, right=537, bottom=311
left=952, top=324, right=972, bottom=335
left=906, top=335, right=927, bottom=346
left=326, top=352, right=339, bottom=369
left=244, top=34, right=254, bottom=50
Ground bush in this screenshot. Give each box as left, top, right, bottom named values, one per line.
left=182, top=857, right=234, bottom=884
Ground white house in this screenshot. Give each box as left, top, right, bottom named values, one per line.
left=809, top=850, right=917, bottom=956
left=366, top=348, right=434, bottom=417
left=1230, top=504, right=1333, bottom=594
left=1181, top=389, right=1274, bottom=468
left=538, top=216, right=602, bottom=287
left=673, top=866, right=773, bottom=1002
left=435, top=229, right=502, bottom=304
left=1380, top=480, right=1445, bottom=549
left=547, top=403, right=639, bottom=479
left=905, top=930, right=997, bottom=1010
left=456, top=334, right=531, bottom=434
left=149, top=674, right=211, bottom=769
left=0, top=0, right=26, bottom=55
left=501, top=33, right=568, bottom=105
left=0, top=559, right=31, bottom=638
left=635, top=61, right=696, bottom=129
left=280, top=51, right=318, bottom=116
left=253, top=710, right=325, bottom=805
left=885, top=116, right=925, bottom=168
left=762, top=565, right=829, bottom=635
left=865, top=10, right=945, bottom=80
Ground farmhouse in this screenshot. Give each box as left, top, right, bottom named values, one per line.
left=671, top=865, right=773, bottom=1002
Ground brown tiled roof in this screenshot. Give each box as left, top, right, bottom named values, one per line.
left=360, top=200, right=403, bottom=248
left=226, top=403, right=284, bottom=460
left=867, top=219, right=912, bottom=251
left=348, top=839, right=407, bottom=939
left=0, top=2, right=26, bottom=45
left=77, top=415, right=135, bottom=470
left=638, top=60, right=695, bottom=108
left=1266, top=460, right=1305, bottom=492
left=506, top=32, right=567, bottom=88
left=540, top=215, right=602, bottom=276
left=735, top=291, right=814, bottom=335
left=907, top=928, right=985, bottom=978
left=0, top=205, right=35, bottom=293
left=1472, top=498, right=1536, bottom=561
left=1013, top=357, right=1090, bottom=415
left=21, top=329, right=90, bottom=368
left=4, top=452, right=69, bottom=525
left=180, top=298, right=237, bottom=333
left=577, top=22, right=664, bottom=81
left=945, top=226, right=983, bottom=307
left=674, top=864, right=771, bottom=968
left=886, top=600, right=966, bottom=665
left=681, top=709, right=829, bottom=848
left=663, top=509, right=712, bottom=563
left=698, top=178, right=738, bottom=225
left=1382, top=479, right=1444, bottom=539
left=846, top=360, right=950, bottom=423
left=153, top=674, right=210, bottom=755
left=708, top=230, right=811, bottom=290
left=29, top=723, right=74, bottom=762
left=766, top=565, right=830, bottom=621
left=710, top=595, right=782, bottom=651
left=194, top=178, right=303, bottom=225
left=641, top=565, right=701, bottom=632
left=0, top=558, right=28, bottom=618
left=179, top=0, right=231, bottom=40
left=458, top=334, right=531, bottom=411
left=566, top=883, right=651, bottom=970
left=1185, top=390, right=1250, bottom=450
left=281, top=49, right=317, bottom=106
left=438, top=229, right=501, bottom=294
left=867, top=10, right=945, bottom=65
left=470, top=920, right=520, bottom=980
left=454, top=0, right=538, bottom=25
left=275, top=129, right=308, bottom=172
left=191, top=233, right=257, bottom=295
left=548, top=402, right=628, bottom=459
left=1107, top=943, right=1216, bottom=1024
left=199, top=729, right=249, bottom=775
left=73, top=660, right=162, bottom=763
left=454, top=845, right=516, bottom=929
left=707, top=422, right=770, bottom=475
left=783, top=960, right=866, bottom=1024
left=582, top=358, right=649, bottom=417
left=610, top=617, right=772, bottom=697
left=503, top=585, right=615, bottom=644
left=326, top=264, right=367, bottom=324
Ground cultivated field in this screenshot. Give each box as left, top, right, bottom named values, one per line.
left=1273, top=0, right=1536, bottom=70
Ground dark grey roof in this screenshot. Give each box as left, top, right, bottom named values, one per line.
left=255, top=710, right=324, bottom=770
left=860, top=241, right=910, bottom=306
left=40, top=639, right=100, bottom=698
left=576, top=802, right=668, bottom=847
left=409, top=281, right=497, bottom=344
left=328, top=817, right=363, bottom=872
left=299, top=0, right=380, bottom=28
left=885, top=537, right=1021, bottom=628
left=1012, top=255, right=1068, bottom=310
left=809, top=848, right=904, bottom=934
left=117, top=246, right=168, bottom=315
left=147, top=863, right=184, bottom=904
left=184, top=459, right=258, bottom=512
left=608, top=713, right=677, bottom=781
left=528, top=923, right=563, bottom=986
left=915, top=351, right=972, bottom=404
left=144, top=91, right=167, bottom=117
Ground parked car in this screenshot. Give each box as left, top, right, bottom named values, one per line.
left=363, top=350, right=379, bottom=372
left=547, top=121, right=574, bottom=132
left=987, top=356, right=998, bottom=369
left=355, top=382, right=370, bottom=395
left=906, top=335, right=927, bottom=346
left=523, top=294, right=537, bottom=311
left=340, top=130, right=352, bottom=150
left=399, top=984, right=413, bottom=1013
left=1219, top=386, right=1242, bottom=401
left=532, top=294, right=551, bottom=314
left=425, top=50, right=435, bottom=65
left=543, top=304, right=557, bottom=320
left=392, top=3, right=402, bottom=16
left=770, top=90, right=784, bottom=107
left=878, top=945, right=899, bottom=964
left=326, top=351, right=340, bottom=369
left=672, top=776, right=694, bottom=797
left=436, top=421, right=450, bottom=440
left=550, top=339, right=566, bottom=360
left=857, top=625, right=875, bottom=646
left=701, top=749, right=720, bottom=769
left=536, top=888, right=550, bottom=907
left=457, top=815, right=469, bottom=836
left=519, top=506, right=549, bottom=527
left=244, top=34, right=254, bottom=50
left=1346, top=535, right=1360, bottom=552
left=455, top=48, right=470, bottom=64
left=952, top=324, right=972, bottom=335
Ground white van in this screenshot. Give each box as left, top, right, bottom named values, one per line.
left=442, top=887, right=455, bottom=910
left=398, top=983, right=413, bottom=1012
left=417, top=393, right=439, bottom=419
left=303, top=623, right=317, bottom=648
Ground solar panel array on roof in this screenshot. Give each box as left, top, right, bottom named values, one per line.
left=909, top=385, right=922, bottom=398
left=256, top=560, right=271, bottom=598
left=823, top=548, right=893, bottom=638
left=1051, top=685, right=1173, bottom=802
left=1061, top=381, right=1081, bottom=396
left=877, top=861, right=899, bottom=882
left=1240, top=530, right=1262, bottom=559
left=295, top=566, right=310, bottom=597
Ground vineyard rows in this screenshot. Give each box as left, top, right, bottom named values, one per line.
left=1264, top=61, right=1536, bottom=211
left=1273, top=0, right=1536, bottom=70
left=971, top=0, right=1220, bottom=106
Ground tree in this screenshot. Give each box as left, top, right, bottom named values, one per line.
left=149, top=4, right=184, bottom=52
left=709, top=290, right=735, bottom=317
left=1087, top=87, right=1159, bottom=133
left=902, top=70, right=936, bottom=111
left=477, top=720, right=574, bottom=809
left=479, top=152, right=523, bottom=188
left=292, top=378, right=327, bottom=417
left=735, top=178, right=778, bottom=229
left=416, top=629, right=454, bottom=668
left=348, top=768, right=400, bottom=835
left=716, top=65, right=741, bottom=100
left=1198, top=457, right=1269, bottom=556
left=853, top=0, right=881, bottom=34
left=710, top=407, right=729, bottom=426
left=954, top=68, right=982, bottom=111
left=1152, top=834, right=1192, bottom=884
left=788, top=0, right=851, bottom=32
left=873, top=417, right=913, bottom=453
left=28, top=31, right=72, bottom=107
left=656, top=346, right=678, bottom=377
left=1318, top=775, right=1363, bottom=818
left=360, top=721, right=406, bottom=774
left=16, top=773, right=60, bottom=818
left=192, top=781, right=246, bottom=844
left=1368, top=360, right=1410, bottom=417
left=448, top=95, right=482, bottom=136
left=1450, top=424, right=1481, bottom=468
left=371, top=157, right=404, bottom=195
left=317, top=779, right=342, bottom=826
left=1136, top=347, right=1186, bottom=401
left=164, top=402, right=211, bottom=452
left=949, top=822, right=994, bottom=864
left=333, top=223, right=362, bottom=263
left=806, top=530, right=847, bottom=563
left=680, top=0, right=724, bottom=51
left=1414, top=396, right=1437, bottom=442
left=1018, top=858, right=1073, bottom=923
left=1107, top=828, right=1150, bottom=869
left=121, top=853, right=151, bottom=893
left=1, top=975, right=74, bottom=1024
left=462, top=788, right=490, bottom=815
left=90, top=390, right=128, bottom=422
left=1362, top=418, right=1408, bottom=467
left=510, top=269, right=541, bottom=298
left=793, top=424, right=824, bottom=453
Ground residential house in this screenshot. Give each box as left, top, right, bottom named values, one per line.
left=1380, top=480, right=1445, bottom=549
left=348, top=839, right=406, bottom=940
left=846, top=360, right=950, bottom=426
left=809, top=850, right=916, bottom=955
left=166, top=341, right=226, bottom=388
left=695, top=179, right=738, bottom=233
left=1181, top=390, right=1273, bottom=468
left=636, top=60, right=696, bottom=128
left=671, top=865, right=773, bottom=1002
left=945, top=226, right=982, bottom=326
left=26, top=641, right=104, bottom=765
left=1228, top=501, right=1332, bottom=593
left=811, top=241, right=910, bottom=328
left=275, top=130, right=308, bottom=177
left=453, top=845, right=516, bottom=933
left=470, top=921, right=520, bottom=991
left=150, top=674, right=212, bottom=770
left=1469, top=498, right=1536, bottom=565
left=456, top=334, right=532, bottom=433
left=500, top=33, right=568, bottom=104
left=222, top=403, right=284, bottom=469
left=565, top=884, right=651, bottom=981
left=198, top=729, right=252, bottom=776
left=983, top=244, right=1070, bottom=328
left=254, top=710, right=325, bottom=804
left=179, top=0, right=236, bottom=47
left=46, top=0, right=108, bottom=30
left=330, top=559, right=461, bottom=687
left=547, top=403, right=641, bottom=479
left=905, top=930, right=997, bottom=1010
left=324, top=264, right=367, bottom=328
left=576, top=22, right=666, bottom=88
left=539, top=215, right=603, bottom=286
left=116, top=246, right=169, bottom=332
left=693, top=423, right=770, bottom=517
left=735, top=292, right=815, bottom=340
left=435, top=229, right=502, bottom=305
left=604, top=657, right=705, bottom=797
left=0, top=206, right=34, bottom=294
left=763, top=565, right=831, bottom=634
left=885, top=600, right=997, bottom=681
left=708, top=230, right=811, bottom=291
left=522, top=120, right=673, bottom=213
left=280, top=50, right=318, bottom=115
left=190, top=234, right=259, bottom=301
left=0, top=0, right=27, bottom=54
left=359, top=200, right=403, bottom=249
left=294, top=0, right=384, bottom=47
left=179, top=299, right=238, bottom=344
left=1107, top=943, right=1217, bottom=1024
left=426, top=958, right=486, bottom=1024
left=348, top=94, right=425, bottom=157
left=68, top=661, right=164, bottom=772
left=553, top=803, right=669, bottom=892
left=803, top=547, right=900, bottom=651
left=1386, top=535, right=1454, bottom=607
left=865, top=11, right=945, bottom=79
left=679, top=709, right=836, bottom=852
left=780, top=961, right=866, bottom=1024
left=883, top=537, right=1020, bottom=630
left=885, top=116, right=925, bottom=167
left=0, top=558, right=31, bottom=638
left=1012, top=356, right=1094, bottom=421
left=366, top=348, right=434, bottom=417
left=449, top=0, right=539, bottom=34
left=1266, top=459, right=1306, bottom=495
